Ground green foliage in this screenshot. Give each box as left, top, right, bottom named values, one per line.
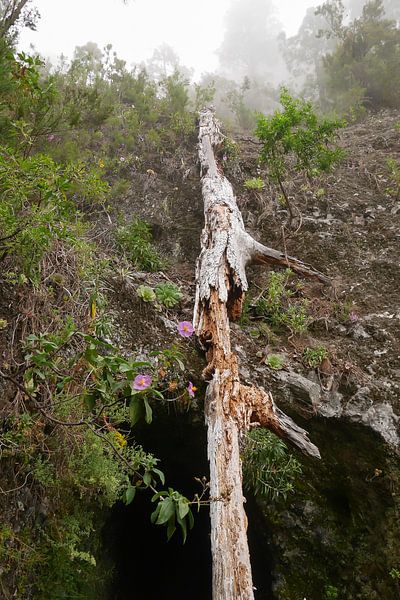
left=389, top=568, right=400, bottom=579
left=256, top=87, right=344, bottom=182
left=0, top=148, right=107, bottom=281
left=193, top=80, right=216, bottom=112
left=244, top=177, right=264, bottom=190
left=155, top=282, right=182, bottom=308
left=324, top=584, right=339, bottom=599
left=0, top=36, right=203, bottom=600
left=225, top=77, right=257, bottom=131
left=281, top=303, right=310, bottom=335
left=255, top=88, right=344, bottom=218
left=137, top=284, right=156, bottom=302
left=151, top=488, right=194, bottom=543
left=242, top=429, right=302, bottom=500
left=254, top=269, right=311, bottom=335
left=116, top=218, right=165, bottom=272
left=222, top=136, right=240, bottom=160
left=265, top=354, right=285, bottom=370
left=159, top=70, right=190, bottom=117
left=0, top=44, right=61, bottom=152
left=150, top=345, right=186, bottom=373
left=303, top=346, right=328, bottom=368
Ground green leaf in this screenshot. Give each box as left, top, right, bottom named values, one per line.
left=166, top=518, right=176, bottom=541
left=143, top=471, right=152, bottom=487
left=125, top=485, right=136, bottom=505
left=178, top=498, right=189, bottom=520
left=155, top=498, right=175, bottom=525
left=143, top=398, right=153, bottom=424
left=150, top=505, right=161, bottom=524
left=176, top=358, right=185, bottom=372
left=152, top=468, right=165, bottom=485
left=151, top=490, right=168, bottom=502
left=129, top=397, right=143, bottom=426
left=151, top=389, right=164, bottom=400
left=176, top=510, right=187, bottom=544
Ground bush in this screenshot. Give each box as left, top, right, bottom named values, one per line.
left=115, top=218, right=165, bottom=272
left=255, top=88, right=345, bottom=221
left=0, top=148, right=107, bottom=282
left=242, top=429, right=302, bottom=500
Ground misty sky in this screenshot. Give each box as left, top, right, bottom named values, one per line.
left=19, top=0, right=318, bottom=76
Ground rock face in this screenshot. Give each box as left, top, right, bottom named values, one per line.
left=278, top=370, right=400, bottom=448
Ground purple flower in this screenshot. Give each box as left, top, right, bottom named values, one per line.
left=177, top=321, right=194, bottom=338
left=47, top=134, right=55, bottom=142
left=187, top=382, right=197, bottom=398
left=133, top=374, right=152, bottom=391
left=349, top=311, right=359, bottom=323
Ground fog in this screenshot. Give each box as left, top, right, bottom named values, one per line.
left=18, top=0, right=317, bottom=76
left=15, top=0, right=400, bottom=125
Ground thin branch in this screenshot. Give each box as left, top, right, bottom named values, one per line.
left=249, top=237, right=330, bottom=285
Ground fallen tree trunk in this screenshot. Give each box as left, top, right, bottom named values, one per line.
left=194, top=108, right=326, bottom=599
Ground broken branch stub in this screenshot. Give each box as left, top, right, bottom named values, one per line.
left=194, top=108, right=323, bottom=599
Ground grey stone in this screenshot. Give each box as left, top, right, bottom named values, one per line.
left=344, top=388, right=400, bottom=447
left=348, top=323, right=371, bottom=340
left=318, top=391, right=343, bottom=419
left=277, top=370, right=321, bottom=408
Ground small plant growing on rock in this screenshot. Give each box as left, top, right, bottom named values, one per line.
left=389, top=568, right=400, bottom=580
left=254, top=269, right=310, bottom=335
left=281, top=303, right=310, bottom=335
left=137, top=285, right=156, bottom=303
left=303, top=346, right=328, bottom=368
left=324, top=585, right=339, bottom=599
left=265, top=354, right=285, bottom=370
left=244, top=177, right=264, bottom=190
left=155, top=282, right=182, bottom=308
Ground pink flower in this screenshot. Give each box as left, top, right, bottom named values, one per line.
left=349, top=311, right=359, bottom=323
left=133, top=374, right=152, bottom=391
left=187, top=382, right=197, bottom=398
left=177, top=321, right=194, bottom=337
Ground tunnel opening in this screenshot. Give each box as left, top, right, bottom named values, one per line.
left=104, top=412, right=274, bottom=599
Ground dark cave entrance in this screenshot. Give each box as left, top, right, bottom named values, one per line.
left=105, top=413, right=274, bottom=599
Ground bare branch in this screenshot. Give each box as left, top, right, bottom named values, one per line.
left=249, top=238, right=331, bottom=284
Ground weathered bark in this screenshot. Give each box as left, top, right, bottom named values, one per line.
left=194, top=108, right=325, bottom=599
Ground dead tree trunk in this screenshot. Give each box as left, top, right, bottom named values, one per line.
left=194, top=108, right=326, bottom=600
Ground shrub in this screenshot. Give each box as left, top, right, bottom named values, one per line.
left=255, top=88, right=345, bottom=221
left=0, top=148, right=107, bottom=282
left=115, top=218, right=165, bottom=272
left=242, top=429, right=302, bottom=500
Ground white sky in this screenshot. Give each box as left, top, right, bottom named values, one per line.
left=19, top=0, right=318, bottom=77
